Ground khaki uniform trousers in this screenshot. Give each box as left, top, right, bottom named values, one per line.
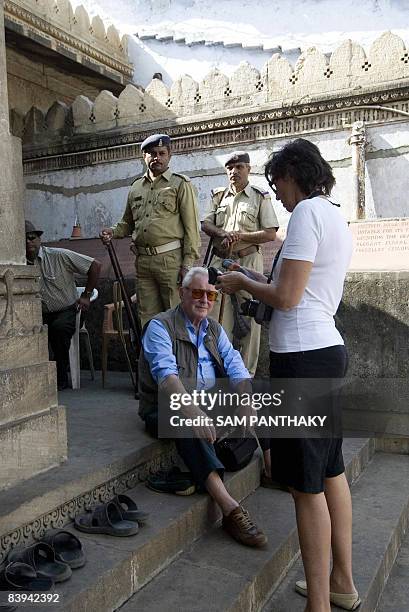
left=135, top=248, right=182, bottom=327
left=210, top=249, right=263, bottom=377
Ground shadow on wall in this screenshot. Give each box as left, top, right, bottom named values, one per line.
left=128, top=36, right=173, bottom=88
left=258, top=273, right=409, bottom=378
left=366, top=132, right=409, bottom=218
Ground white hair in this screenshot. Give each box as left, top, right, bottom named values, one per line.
left=182, top=266, right=209, bottom=288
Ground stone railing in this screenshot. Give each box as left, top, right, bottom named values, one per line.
left=15, top=31, right=409, bottom=172
left=4, top=0, right=132, bottom=83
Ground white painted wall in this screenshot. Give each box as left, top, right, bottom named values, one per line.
left=24, top=123, right=409, bottom=242
left=75, top=0, right=409, bottom=87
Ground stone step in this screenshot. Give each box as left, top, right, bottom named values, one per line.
left=117, top=439, right=373, bottom=612
left=377, top=527, right=409, bottom=612
left=0, top=326, right=49, bottom=371
left=264, top=452, right=409, bottom=612
left=25, top=455, right=261, bottom=612
left=0, top=375, right=178, bottom=560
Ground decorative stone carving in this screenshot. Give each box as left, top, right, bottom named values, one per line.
left=117, top=84, right=145, bottom=126
left=328, top=40, right=367, bottom=92
left=263, top=54, right=293, bottom=102
left=199, top=68, right=229, bottom=112
left=289, top=47, right=331, bottom=100
left=71, top=95, right=94, bottom=132
left=367, top=32, right=409, bottom=83
left=170, top=75, right=198, bottom=115
left=4, top=0, right=133, bottom=83
left=144, top=78, right=173, bottom=121
left=0, top=270, right=29, bottom=338
left=72, top=4, right=90, bottom=38
left=229, top=61, right=265, bottom=106
left=23, top=106, right=46, bottom=143
left=91, top=15, right=106, bottom=42
left=9, top=108, right=24, bottom=139
left=18, top=31, right=409, bottom=154
left=93, top=90, right=118, bottom=130
left=45, top=101, right=69, bottom=133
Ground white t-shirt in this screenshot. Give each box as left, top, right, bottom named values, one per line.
left=269, top=196, right=352, bottom=353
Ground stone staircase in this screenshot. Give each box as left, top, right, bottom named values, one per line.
left=0, top=378, right=407, bottom=612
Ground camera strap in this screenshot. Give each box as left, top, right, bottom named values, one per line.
left=266, top=246, right=282, bottom=284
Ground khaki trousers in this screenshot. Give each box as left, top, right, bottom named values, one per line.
left=135, top=248, right=182, bottom=327
left=210, top=250, right=263, bottom=377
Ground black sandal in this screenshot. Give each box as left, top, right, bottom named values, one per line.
left=112, top=495, right=149, bottom=524
left=39, top=530, right=86, bottom=569
left=7, top=542, right=72, bottom=583
left=74, top=502, right=139, bottom=537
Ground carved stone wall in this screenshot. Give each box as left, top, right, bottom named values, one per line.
left=6, top=47, right=101, bottom=116
left=4, top=0, right=132, bottom=86
left=13, top=31, right=409, bottom=145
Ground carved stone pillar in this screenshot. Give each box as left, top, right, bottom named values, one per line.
left=348, top=121, right=366, bottom=220
left=0, top=1, right=67, bottom=490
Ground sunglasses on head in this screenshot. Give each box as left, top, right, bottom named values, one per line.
left=189, top=288, right=218, bottom=302
left=26, top=233, right=39, bottom=241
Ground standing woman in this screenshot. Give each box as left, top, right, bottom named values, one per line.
left=216, top=138, right=360, bottom=612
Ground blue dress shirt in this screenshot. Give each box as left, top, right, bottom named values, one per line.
left=142, top=314, right=250, bottom=389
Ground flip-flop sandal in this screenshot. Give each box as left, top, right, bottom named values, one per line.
left=39, top=530, right=86, bottom=569
left=0, top=561, right=53, bottom=591
left=7, top=543, right=72, bottom=584
left=74, top=502, right=139, bottom=537
left=112, top=495, right=149, bottom=524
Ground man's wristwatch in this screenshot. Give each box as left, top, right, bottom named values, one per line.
left=82, top=290, right=93, bottom=297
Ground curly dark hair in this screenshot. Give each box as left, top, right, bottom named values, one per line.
left=264, top=138, right=335, bottom=196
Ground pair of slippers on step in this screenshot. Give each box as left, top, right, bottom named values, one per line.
left=0, top=530, right=86, bottom=610
left=74, top=494, right=149, bottom=537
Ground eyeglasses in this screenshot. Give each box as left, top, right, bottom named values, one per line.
left=189, top=288, right=218, bottom=302
left=26, top=234, right=39, bottom=241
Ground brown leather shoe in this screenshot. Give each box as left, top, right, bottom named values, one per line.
left=222, top=506, right=267, bottom=547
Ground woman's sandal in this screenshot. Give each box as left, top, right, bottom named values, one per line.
left=7, top=543, right=72, bottom=583
left=74, top=502, right=139, bottom=537
left=295, top=580, right=361, bottom=610
left=112, top=495, right=149, bottom=524
left=39, top=530, right=86, bottom=569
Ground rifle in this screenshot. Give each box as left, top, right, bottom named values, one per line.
left=105, top=240, right=142, bottom=392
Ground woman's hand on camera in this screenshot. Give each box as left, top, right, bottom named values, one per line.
left=215, top=271, right=246, bottom=294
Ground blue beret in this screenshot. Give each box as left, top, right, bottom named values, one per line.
left=225, top=151, right=250, bottom=166
left=140, top=133, right=171, bottom=151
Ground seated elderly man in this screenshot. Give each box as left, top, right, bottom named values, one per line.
left=25, top=220, right=101, bottom=390
left=138, top=266, right=266, bottom=548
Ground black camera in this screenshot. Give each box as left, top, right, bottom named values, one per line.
left=208, top=266, right=222, bottom=286
left=241, top=299, right=273, bottom=324
left=240, top=298, right=260, bottom=318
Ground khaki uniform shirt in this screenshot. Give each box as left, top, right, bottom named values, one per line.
left=31, top=246, right=94, bottom=313
left=203, top=182, right=279, bottom=253
left=112, top=168, right=200, bottom=268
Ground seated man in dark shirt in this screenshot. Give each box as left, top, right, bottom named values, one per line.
left=25, top=220, right=101, bottom=390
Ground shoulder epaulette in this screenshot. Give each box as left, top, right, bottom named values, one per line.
left=130, top=175, right=144, bottom=186
left=172, top=172, right=191, bottom=182
left=251, top=185, right=271, bottom=197
left=211, top=187, right=226, bottom=197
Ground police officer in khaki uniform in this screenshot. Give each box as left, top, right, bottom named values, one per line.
left=201, top=151, right=278, bottom=376
left=100, top=134, right=200, bottom=326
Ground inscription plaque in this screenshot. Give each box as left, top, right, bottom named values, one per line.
left=349, top=219, right=409, bottom=271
